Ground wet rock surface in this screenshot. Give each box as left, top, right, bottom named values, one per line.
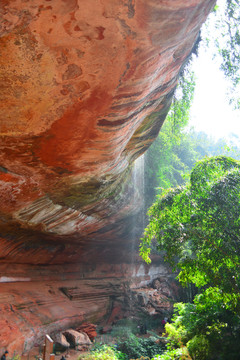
left=0, top=0, right=215, bottom=257
left=0, top=0, right=215, bottom=354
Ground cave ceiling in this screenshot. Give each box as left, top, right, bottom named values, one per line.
left=0, top=0, right=216, bottom=264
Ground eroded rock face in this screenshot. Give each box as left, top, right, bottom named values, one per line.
left=0, top=260, right=173, bottom=354
left=0, top=0, right=215, bottom=354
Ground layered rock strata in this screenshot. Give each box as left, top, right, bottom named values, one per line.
left=0, top=0, right=215, bottom=354
left=0, top=259, right=173, bottom=353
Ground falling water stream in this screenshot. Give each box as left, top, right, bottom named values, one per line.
left=131, top=154, right=145, bottom=270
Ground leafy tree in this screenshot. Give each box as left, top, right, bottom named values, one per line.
left=117, top=332, right=163, bottom=359
left=141, top=156, right=240, bottom=299
left=81, top=344, right=127, bottom=360
left=202, top=0, right=240, bottom=107
left=141, top=156, right=240, bottom=359
left=190, top=131, right=240, bottom=160
left=214, top=0, right=240, bottom=88
left=164, top=297, right=240, bottom=359
left=140, top=156, right=240, bottom=360
left=144, top=69, right=197, bottom=208
left=145, top=65, right=240, bottom=213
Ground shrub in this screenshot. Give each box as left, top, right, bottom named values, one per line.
left=187, top=335, right=209, bottom=360
left=164, top=323, right=186, bottom=350
left=80, top=344, right=127, bottom=360
left=152, top=347, right=190, bottom=360
left=111, top=325, right=135, bottom=338
left=112, top=318, right=140, bottom=335
left=117, top=333, right=163, bottom=359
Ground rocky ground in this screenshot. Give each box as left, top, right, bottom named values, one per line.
left=17, top=277, right=174, bottom=360
left=21, top=348, right=85, bottom=360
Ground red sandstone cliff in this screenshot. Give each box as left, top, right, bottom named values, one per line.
left=0, top=0, right=215, bottom=354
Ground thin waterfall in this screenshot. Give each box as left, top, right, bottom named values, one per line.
left=131, top=154, right=145, bottom=267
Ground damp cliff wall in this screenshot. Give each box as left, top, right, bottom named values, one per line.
left=0, top=0, right=215, bottom=354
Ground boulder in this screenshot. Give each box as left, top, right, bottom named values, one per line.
left=53, top=333, right=70, bottom=352
left=137, top=292, right=149, bottom=307
left=63, top=329, right=91, bottom=348
left=76, top=323, right=97, bottom=342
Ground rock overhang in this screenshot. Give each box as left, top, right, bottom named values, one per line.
left=0, top=1, right=216, bottom=261
left=0, top=0, right=217, bottom=353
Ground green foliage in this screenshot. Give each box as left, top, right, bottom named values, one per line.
left=186, top=335, right=209, bottom=360
left=203, top=0, right=240, bottom=107
left=141, top=156, right=240, bottom=301
left=161, top=299, right=240, bottom=360
left=152, top=347, right=189, bottom=360
left=116, top=333, right=163, bottom=360
left=141, top=156, right=240, bottom=359
left=111, top=325, right=136, bottom=339
left=215, top=0, right=240, bottom=88
left=145, top=83, right=240, bottom=216
left=9, top=355, right=21, bottom=360
left=110, top=319, right=139, bottom=337
left=80, top=344, right=127, bottom=360
left=189, top=131, right=240, bottom=160
left=145, top=69, right=197, bottom=208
